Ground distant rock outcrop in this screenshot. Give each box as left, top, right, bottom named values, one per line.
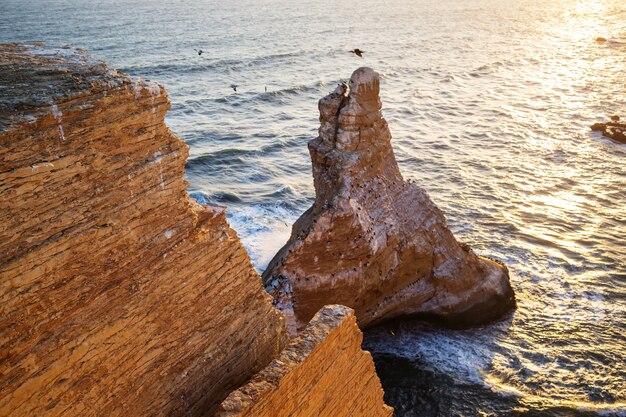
left=217, top=305, right=393, bottom=417
left=263, top=67, right=515, bottom=333
left=591, top=119, right=626, bottom=144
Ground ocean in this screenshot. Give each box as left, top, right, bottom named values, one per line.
left=1, top=0, right=625, bottom=415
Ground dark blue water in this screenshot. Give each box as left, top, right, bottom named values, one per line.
left=2, top=0, right=625, bottom=414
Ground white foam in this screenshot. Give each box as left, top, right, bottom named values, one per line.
left=225, top=204, right=298, bottom=272
left=364, top=325, right=496, bottom=387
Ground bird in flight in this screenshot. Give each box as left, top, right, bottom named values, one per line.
left=194, top=49, right=204, bottom=56
left=230, top=84, right=238, bottom=92
left=349, top=49, right=364, bottom=57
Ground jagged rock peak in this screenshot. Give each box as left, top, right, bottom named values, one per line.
left=263, top=67, right=515, bottom=333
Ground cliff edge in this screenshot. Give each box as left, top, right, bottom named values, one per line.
left=0, top=43, right=287, bottom=416
left=263, top=67, right=515, bottom=332
left=217, top=305, right=393, bottom=417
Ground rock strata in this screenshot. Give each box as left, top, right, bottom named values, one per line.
left=0, top=43, right=287, bottom=416
left=217, top=305, right=393, bottom=417
left=263, top=67, right=515, bottom=332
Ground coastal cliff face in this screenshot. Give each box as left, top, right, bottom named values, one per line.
left=263, top=67, right=515, bottom=332
left=0, top=44, right=287, bottom=416
left=217, top=305, right=393, bottom=417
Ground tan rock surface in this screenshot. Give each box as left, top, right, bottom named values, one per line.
left=263, top=67, right=515, bottom=332
left=217, top=305, right=393, bottom=417
left=0, top=43, right=286, bottom=416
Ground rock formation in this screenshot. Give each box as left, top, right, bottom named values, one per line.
left=591, top=119, right=626, bottom=144
left=0, top=44, right=395, bottom=417
left=0, top=43, right=288, bottom=417
left=263, top=67, right=515, bottom=332
left=217, top=305, right=393, bottom=417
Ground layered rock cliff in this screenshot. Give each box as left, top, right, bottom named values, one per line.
left=217, top=305, right=393, bottom=417
left=263, top=67, right=515, bottom=332
left=0, top=43, right=288, bottom=416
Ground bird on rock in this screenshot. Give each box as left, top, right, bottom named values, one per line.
left=349, top=48, right=364, bottom=57
left=333, top=82, right=348, bottom=96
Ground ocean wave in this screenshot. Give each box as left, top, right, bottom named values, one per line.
left=227, top=203, right=299, bottom=272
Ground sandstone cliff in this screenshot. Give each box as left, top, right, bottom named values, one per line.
left=217, top=305, right=393, bottom=417
left=263, top=67, right=515, bottom=332
left=0, top=43, right=287, bottom=416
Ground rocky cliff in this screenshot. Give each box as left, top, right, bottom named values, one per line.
left=0, top=43, right=288, bottom=416
left=0, top=44, right=395, bottom=417
left=217, top=305, right=393, bottom=417
left=263, top=67, right=515, bottom=332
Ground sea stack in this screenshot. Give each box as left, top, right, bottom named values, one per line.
left=263, top=67, right=515, bottom=332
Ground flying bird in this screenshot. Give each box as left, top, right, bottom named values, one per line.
left=194, top=49, right=204, bottom=55
left=230, top=84, right=238, bottom=92
left=349, top=48, right=364, bottom=57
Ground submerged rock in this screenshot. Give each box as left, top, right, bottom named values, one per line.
left=263, top=67, right=515, bottom=333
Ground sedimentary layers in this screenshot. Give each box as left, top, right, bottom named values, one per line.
left=0, top=44, right=287, bottom=416
left=217, top=305, right=393, bottom=417
left=263, top=67, right=515, bottom=332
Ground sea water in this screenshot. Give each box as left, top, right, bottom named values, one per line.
left=1, top=0, right=625, bottom=415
